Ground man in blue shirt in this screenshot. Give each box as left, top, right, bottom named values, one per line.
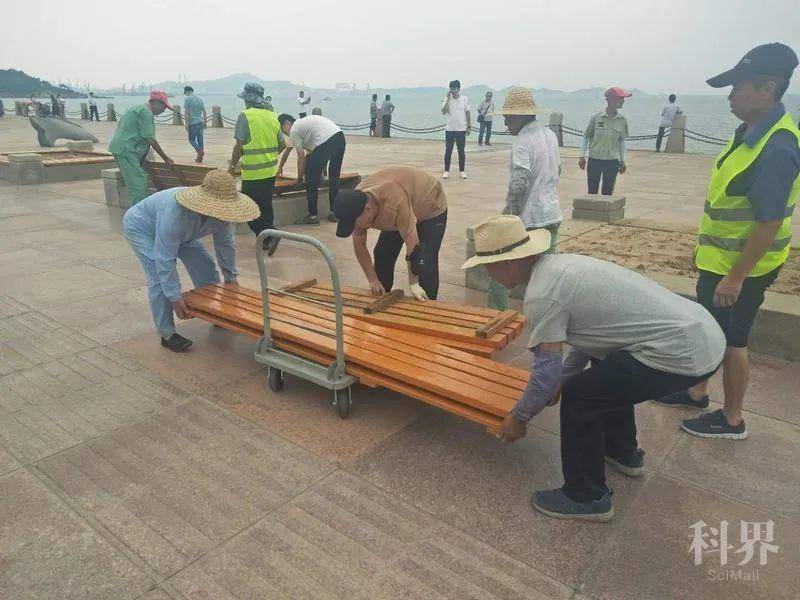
left=122, top=169, right=259, bottom=352
left=657, top=43, right=800, bottom=440
left=183, top=86, right=207, bottom=163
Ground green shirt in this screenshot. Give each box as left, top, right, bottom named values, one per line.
left=583, top=111, right=629, bottom=160
left=108, top=104, right=156, bottom=157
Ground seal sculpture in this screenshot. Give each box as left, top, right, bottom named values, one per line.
left=29, top=115, right=99, bottom=147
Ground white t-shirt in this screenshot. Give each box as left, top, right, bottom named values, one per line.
left=289, top=115, right=341, bottom=152
left=443, top=94, right=470, bottom=131
left=660, top=103, right=680, bottom=128
left=297, top=95, right=310, bottom=113
left=513, top=121, right=562, bottom=228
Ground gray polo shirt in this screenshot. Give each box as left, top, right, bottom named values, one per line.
left=524, top=254, right=725, bottom=376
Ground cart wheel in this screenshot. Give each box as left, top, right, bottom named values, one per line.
left=334, top=388, right=351, bottom=419
left=268, top=367, right=284, bottom=392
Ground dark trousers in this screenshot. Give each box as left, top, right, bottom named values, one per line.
left=305, top=131, right=346, bottom=215
left=370, top=117, right=377, bottom=135
left=242, top=177, right=276, bottom=236
left=299, top=112, right=307, bottom=118
left=444, top=131, right=466, bottom=172
left=656, top=126, right=667, bottom=151
left=382, top=114, right=392, bottom=138
left=560, top=351, right=713, bottom=502
left=89, top=105, right=100, bottom=121
left=587, top=158, right=619, bottom=195
left=478, top=120, right=492, bottom=144
left=373, top=211, right=447, bottom=300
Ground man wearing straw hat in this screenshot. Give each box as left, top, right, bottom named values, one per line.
left=485, top=87, right=562, bottom=310
left=463, top=215, right=724, bottom=521
left=122, top=170, right=259, bottom=352
left=108, top=90, right=175, bottom=205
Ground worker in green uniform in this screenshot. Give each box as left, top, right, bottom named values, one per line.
left=108, top=90, right=174, bottom=205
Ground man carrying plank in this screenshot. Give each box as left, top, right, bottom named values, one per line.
left=462, top=215, right=725, bottom=522
left=333, top=166, right=447, bottom=301
left=122, top=169, right=259, bottom=352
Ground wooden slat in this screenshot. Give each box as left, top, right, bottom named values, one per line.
left=280, top=278, right=318, bottom=293
left=476, top=310, right=519, bottom=339
left=364, top=289, right=404, bottom=314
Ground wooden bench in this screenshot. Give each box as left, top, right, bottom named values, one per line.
left=183, top=283, right=529, bottom=433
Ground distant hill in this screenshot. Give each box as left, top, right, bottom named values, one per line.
left=151, top=73, right=297, bottom=96
left=0, top=69, right=83, bottom=98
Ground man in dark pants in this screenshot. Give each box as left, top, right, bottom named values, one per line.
left=381, top=94, right=395, bottom=138
left=441, top=80, right=471, bottom=179
left=369, top=94, right=378, bottom=136
left=88, top=92, right=101, bottom=121
left=333, top=166, right=447, bottom=301
left=463, top=215, right=725, bottom=522
left=229, top=83, right=284, bottom=255
left=656, top=43, right=799, bottom=440
left=579, top=87, right=631, bottom=195
left=277, top=113, right=346, bottom=225
left=656, top=94, right=680, bottom=152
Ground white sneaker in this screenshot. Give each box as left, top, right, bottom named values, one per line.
left=442, top=171, right=449, bottom=179
left=460, top=172, right=468, bottom=180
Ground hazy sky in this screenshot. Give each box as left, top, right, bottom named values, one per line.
left=3, top=0, right=799, bottom=93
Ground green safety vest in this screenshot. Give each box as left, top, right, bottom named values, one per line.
left=696, top=112, right=799, bottom=277
left=241, top=107, right=281, bottom=181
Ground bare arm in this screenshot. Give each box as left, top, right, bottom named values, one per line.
left=296, top=150, right=306, bottom=182
left=404, top=228, right=421, bottom=286
left=229, top=139, right=244, bottom=174
left=352, top=231, right=383, bottom=293
left=441, top=95, right=450, bottom=115
left=147, top=139, right=172, bottom=164
left=465, top=109, right=472, bottom=132
left=277, top=146, right=293, bottom=175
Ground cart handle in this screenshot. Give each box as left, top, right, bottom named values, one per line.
left=255, top=229, right=347, bottom=380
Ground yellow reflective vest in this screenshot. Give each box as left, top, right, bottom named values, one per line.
left=240, top=107, right=281, bottom=181
left=696, top=112, right=799, bottom=277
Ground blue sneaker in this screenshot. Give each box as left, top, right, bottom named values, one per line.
left=652, top=390, right=710, bottom=409
left=531, top=488, right=614, bottom=522
left=681, top=409, right=748, bottom=440
left=605, top=448, right=645, bottom=478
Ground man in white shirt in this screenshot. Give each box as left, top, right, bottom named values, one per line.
left=297, top=90, right=311, bottom=118
left=277, top=113, right=346, bottom=225
left=441, top=79, right=471, bottom=179
left=486, top=87, right=562, bottom=310
left=656, top=93, right=681, bottom=152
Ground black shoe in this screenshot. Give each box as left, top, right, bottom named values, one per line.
left=652, top=390, right=710, bottom=409
left=161, top=333, right=192, bottom=352
left=681, top=409, right=748, bottom=440
left=262, top=236, right=280, bottom=257
left=531, top=488, right=614, bottom=523
left=605, top=448, right=645, bottom=477
left=295, top=213, right=320, bottom=226
left=326, top=212, right=338, bottom=222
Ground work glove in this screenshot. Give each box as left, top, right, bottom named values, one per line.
left=409, top=283, right=429, bottom=302
left=406, top=243, right=427, bottom=276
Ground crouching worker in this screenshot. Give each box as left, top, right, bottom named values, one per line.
left=333, top=166, right=447, bottom=301
left=123, top=169, right=259, bottom=352
left=462, top=215, right=725, bottom=522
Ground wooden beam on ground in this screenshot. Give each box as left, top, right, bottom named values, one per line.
left=280, top=278, right=318, bottom=294
left=476, top=310, right=519, bottom=339
left=364, top=289, right=404, bottom=314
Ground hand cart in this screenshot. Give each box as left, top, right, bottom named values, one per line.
left=254, top=229, right=357, bottom=418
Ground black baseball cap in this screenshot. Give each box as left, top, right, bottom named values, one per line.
left=333, top=190, right=368, bottom=237
left=707, top=42, right=798, bottom=88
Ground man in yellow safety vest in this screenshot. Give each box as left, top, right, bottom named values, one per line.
left=656, top=43, right=799, bottom=440
left=229, top=82, right=285, bottom=255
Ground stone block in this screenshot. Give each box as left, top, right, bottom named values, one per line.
left=6, top=153, right=44, bottom=185
left=572, top=194, right=626, bottom=211
left=572, top=207, right=625, bottom=222
left=67, top=140, right=95, bottom=152
left=102, top=168, right=132, bottom=208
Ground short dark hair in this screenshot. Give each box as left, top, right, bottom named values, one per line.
left=278, top=113, right=296, bottom=126
left=372, top=93, right=377, bottom=100
left=184, top=86, right=194, bottom=93
left=752, top=75, right=789, bottom=100
left=385, top=94, right=390, bottom=100
left=449, top=80, right=461, bottom=90
left=668, top=94, right=676, bottom=102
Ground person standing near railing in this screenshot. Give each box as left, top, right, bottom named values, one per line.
left=381, top=94, right=395, bottom=138
left=369, top=94, right=378, bottom=136
left=578, top=87, right=630, bottom=195
left=477, top=91, right=495, bottom=146
left=88, top=92, right=100, bottom=121
left=441, top=79, right=471, bottom=179
left=656, top=94, right=681, bottom=152
left=297, top=90, right=311, bottom=118
left=183, top=86, right=207, bottom=163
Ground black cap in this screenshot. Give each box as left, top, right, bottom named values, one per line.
left=707, top=43, right=798, bottom=88
left=333, top=190, right=368, bottom=238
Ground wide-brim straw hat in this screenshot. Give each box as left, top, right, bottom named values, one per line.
left=176, top=169, right=260, bottom=223
left=491, top=86, right=549, bottom=116
left=462, top=215, right=551, bottom=270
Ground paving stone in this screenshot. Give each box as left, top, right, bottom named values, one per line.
left=0, top=444, right=21, bottom=475
left=0, top=469, right=151, bottom=600
left=167, top=471, right=573, bottom=599
left=573, top=195, right=626, bottom=210
left=39, top=400, right=333, bottom=578
left=0, top=294, right=29, bottom=318
left=572, top=207, right=625, bottom=222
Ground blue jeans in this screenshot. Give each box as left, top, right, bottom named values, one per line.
left=478, top=120, right=493, bottom=144
left=123, top=219, right=220, bottom=338
left=187, top=122, right=204, bottom=152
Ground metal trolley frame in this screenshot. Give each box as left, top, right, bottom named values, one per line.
left=253, top=229, right=357, bottom=418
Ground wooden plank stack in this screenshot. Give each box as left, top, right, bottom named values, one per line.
left=183, top=283, right=530, bottom=434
